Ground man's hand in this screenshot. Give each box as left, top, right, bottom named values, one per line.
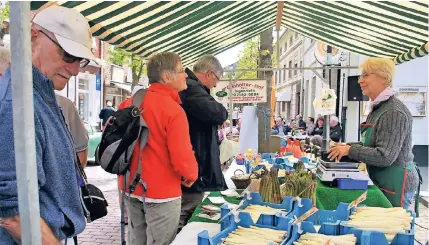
left=0, top=216, right=61, bottom=245
left=181, top=178, right=195, bottom=188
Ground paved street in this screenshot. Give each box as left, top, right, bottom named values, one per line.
left=78, top=166, right=127, bottom=245
left=81, top=165, right=429, bottom=245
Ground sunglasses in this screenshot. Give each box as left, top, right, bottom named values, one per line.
left=39, top=31, right=90, bottom=68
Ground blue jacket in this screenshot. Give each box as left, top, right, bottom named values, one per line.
left=0, top=67, right=85, bottom=244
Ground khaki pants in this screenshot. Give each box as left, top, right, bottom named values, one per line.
left=126, top=197, right=181, bottom=245
left=178, top=192, right=205, bottom=231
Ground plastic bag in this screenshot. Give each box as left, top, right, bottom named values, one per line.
left=313, top=86, right=337, bottom=116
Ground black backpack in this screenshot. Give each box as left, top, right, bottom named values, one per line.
left=95, top=89, right=149, bottom=182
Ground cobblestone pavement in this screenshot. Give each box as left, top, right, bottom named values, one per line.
left=81, top=165, right=429, bottom=245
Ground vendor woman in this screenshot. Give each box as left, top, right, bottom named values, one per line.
left=328, top=58, right=419, bottom=209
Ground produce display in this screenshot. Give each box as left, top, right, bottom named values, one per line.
left=259, top=168, right=282, bottom=204
left=221, top=226, right=287, bottom=245
left=241, top=205, right=287, bottom=223
left=344, top=206, right=412, bottom=242
left=279, top=169, right=317, bottom=204
left=293, top=233, right=356, bottom=245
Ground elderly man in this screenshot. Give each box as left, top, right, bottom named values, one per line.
left=330, top=116, right=343, bottom=142
left=0, top=6, right=96, bottom=244
left=178, top=55, right=228, bottom=231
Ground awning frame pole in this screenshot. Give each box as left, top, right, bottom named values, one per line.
left=10, top=2, right=42, bottom=244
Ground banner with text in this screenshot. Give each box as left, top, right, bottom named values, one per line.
left=212, top=80, right=267, bottom=104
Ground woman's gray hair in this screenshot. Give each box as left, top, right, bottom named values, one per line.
left=147, top=52, right=181, bottom=84
left=193, top=55, right=223, bottom=75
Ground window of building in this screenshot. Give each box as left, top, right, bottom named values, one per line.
left=289, top=36, right=293, bottom=46
left=288, top=61, right=292, bottom=79
left=280, top=47, right=283, bottom=54
left=284, top=42, right=287, bottom=51
left=283, top=64, right=286, bottom=82
left=294, top=63, right=298, bottom=76
left=282, top=101, right=286, bottom=112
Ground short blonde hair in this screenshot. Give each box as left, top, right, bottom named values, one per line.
left=360, top=58, right=395, bottom=87
left=0, top=46, right=10, bottom=75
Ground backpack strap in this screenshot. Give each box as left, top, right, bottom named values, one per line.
left=128, top=89, right=150, bottom=194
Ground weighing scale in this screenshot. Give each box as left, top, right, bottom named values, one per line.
left=316, top=159, right=374, bottom=186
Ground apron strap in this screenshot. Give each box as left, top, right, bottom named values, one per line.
left=414, top=163, right=423, bottom=217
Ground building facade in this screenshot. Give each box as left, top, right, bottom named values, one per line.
left=274, top=29, right=304, bottom=122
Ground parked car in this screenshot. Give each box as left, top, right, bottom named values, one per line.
left=84, top=122, right=102, bottom=165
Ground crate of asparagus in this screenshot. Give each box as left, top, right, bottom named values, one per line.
left=220, top=191, right=294, bottom=230
left=286, top=220, right=357, bottom=245
left=198, top=211, right=292, bottom=245
left=339, top=206, right=416, bottom=245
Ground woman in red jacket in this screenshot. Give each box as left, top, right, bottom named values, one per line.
left=119, top=52, right=198, bottom=245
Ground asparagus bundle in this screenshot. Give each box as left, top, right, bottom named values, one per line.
left=293, top=233, right=356, bottom=245
left=242, top=205, right=287, bottom=223
left=279, top=169, right=317, bottom=203
left=259, top=168, right=282, bottom=203
left=222, top=226, right=287, bottom=245
left=344, top=206, right=412, bottom=242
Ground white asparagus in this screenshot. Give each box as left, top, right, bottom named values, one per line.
left=296, top=233, right=356, bottom=245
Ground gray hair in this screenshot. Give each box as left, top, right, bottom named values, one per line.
left=330, top=116, right=339, bottom=123
left=147, top=52, right=181, bottom=84
left=193, top=55, right=223, bottom=75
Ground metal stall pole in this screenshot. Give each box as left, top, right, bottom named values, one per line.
left=229, top=75, right=233, bottom=140
left=10, top=2, right=42, bottom=245
left=321, top=45, right=333, bottom=152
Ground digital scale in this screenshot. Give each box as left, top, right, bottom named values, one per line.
left=316, top=159, right=374, bottom=186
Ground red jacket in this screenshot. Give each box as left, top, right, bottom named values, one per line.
left=118, top=84, right=198, bottom=199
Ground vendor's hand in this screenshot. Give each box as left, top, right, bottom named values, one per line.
left=328, top=145, right=351, bottom=161
left=181, top=179, right=195, bottom=187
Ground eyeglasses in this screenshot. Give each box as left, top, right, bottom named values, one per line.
left=39, top=31, right=90, bottom=68
left=360, top=72, right=375, bottom=79
left=211, top=71, right=220, bottom=82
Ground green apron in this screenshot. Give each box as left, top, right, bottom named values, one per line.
left=361, top=112, right=419, bottom=208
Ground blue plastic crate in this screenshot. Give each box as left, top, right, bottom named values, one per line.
left=285, top=197, right=352, bottom=228
left=198, top=212, right=292, bottom=245
left=339, top=209, right=416, bottom=245
left=220, top=192, right=294, bottom=230
left=285, top=221, right=341, bottom=245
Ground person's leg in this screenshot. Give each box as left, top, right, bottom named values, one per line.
left=125, top=196, right=147, bottom=245
left=402, top=191, right=416, bottom=210
left=144, top=199, right=181, bottom=245
left=178, top=192, right=205, bottom=232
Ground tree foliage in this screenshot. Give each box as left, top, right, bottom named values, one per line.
left=0, top=2, right=9, bottom=22
left=233, top=34, right=276, bottom=80
left=108, top=46, right=146, bottom=90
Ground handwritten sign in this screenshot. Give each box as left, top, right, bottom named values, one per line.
left=212, top=80, right=267, bottom=104
left=348, top=191, right=368, bottom=210
left=293, top=207, right=318, bottom=224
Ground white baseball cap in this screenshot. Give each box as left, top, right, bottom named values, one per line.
left=33, top=6, right=96, bottom=61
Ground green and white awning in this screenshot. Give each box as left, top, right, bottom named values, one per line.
left=282, top=1, right=428, bottom=64
left=31, top=1, right=277, bottom=66
left=31, top=1, right=428, bottom=66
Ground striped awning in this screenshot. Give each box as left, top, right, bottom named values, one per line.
left=31, top=1, right=428, bottom=66
left=31, top=1, right=277, bottom=66
left=282, top=1, right=429, bottom=65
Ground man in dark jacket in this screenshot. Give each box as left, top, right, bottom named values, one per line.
left=178, top=55, right=228, bottom=231
left=98, top=100, right=116, bottom=131
left=330, top=116, right=343, bottom=142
